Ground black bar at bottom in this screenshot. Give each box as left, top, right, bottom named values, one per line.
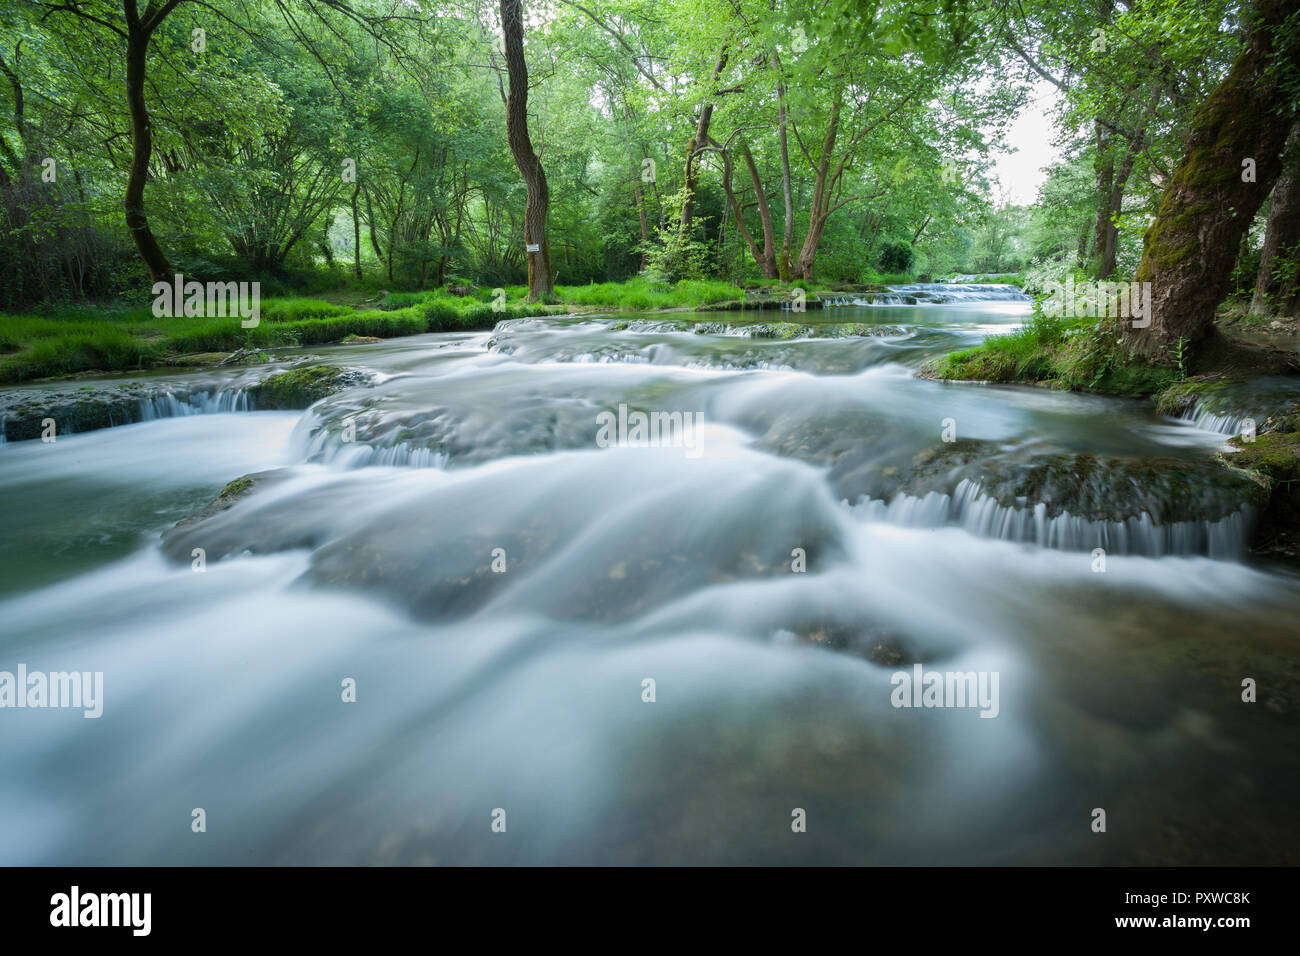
left=0, top=866, right=1282, bottom=941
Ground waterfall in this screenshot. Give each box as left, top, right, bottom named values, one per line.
left=137, top=387, right=253, bottom=421
left=870, top=283, right=1031, bottom=305
left=1171, top=399, right=1251, bottom=436
left=852, top=478, right=1251, bottom=558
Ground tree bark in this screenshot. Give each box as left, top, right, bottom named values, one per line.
left=628, top=149, right=649, bottom=271
left=351, top=181, right=362, bottom=280
left=500, top=0, right=553, bottom=300
left=715, top=146, right=763, bottom=271
left=737, top=141, right=778, bottom=278
left=679, top=46, right=728, bottom=238
left=1250, top=121, right=1300, bottom=315
left=772, top=51, right=795, bottom=282
left=1124, top=0, right=1300, bottom=362
left=124, top=13, right=171, bottom=282
left=792, top=99, right=841, bottom=281
left=1095, top=104, right=1154, bottom=279
left=0, top=51, right=31, bottom=181
left=1092, top=119, right=1116, bottom=277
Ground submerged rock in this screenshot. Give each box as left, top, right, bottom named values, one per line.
left=0, top=382, right=167, bottom=442
left=157, top=449, right=851, bottom=624
left=0, top=362, right=372, bottom=442
left=756, top=408, right=1265, bottom=553
left=163, top=469, right=293, bottom=540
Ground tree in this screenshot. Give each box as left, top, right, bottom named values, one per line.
left=1124, top=0, right=1300, bottom=363
left=1250, top=121, right=1300, bottom=316
left=499, top=0, right=553, bottom=299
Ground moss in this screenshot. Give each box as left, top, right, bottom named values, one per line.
left=219, top=477, right=254, bottom=499
left=1154, top=378, right=1233, bottom=416
left=924, top=347, right=1018, bottom=383
left=924, top=316, right=1178, bottom=397
left=1223, top=431, right=1300, bottom=483
left=248, top=364, right=357, bottom=409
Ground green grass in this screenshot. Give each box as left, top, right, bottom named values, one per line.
left=553, top=277, right=745, bottom=310
left=924, top=310, right=1178, bottom=397
left=0, top=298, right=481, bottom=383
left=259, top=298, right=356, bottom=322
left=0, top=278, right=789, bottom=384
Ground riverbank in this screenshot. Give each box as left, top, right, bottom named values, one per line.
left=0, top=279, right=896, bottom=386
left=920, top=300, right=1300, bottom=562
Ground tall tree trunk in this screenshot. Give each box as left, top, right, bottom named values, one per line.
left=738, top=141, right=778, bottom=278
left=772, top=52, right=795, bottom=282
left=1092, top=119, right=1116, bottom=278
left=501, top=0, right=553, bottom=300
left=351, top=181, right=362, bottom=280
left=0, top=52, right=32, bottom=182
left=364, top=187, right=384, bottom=262
left=628, top=149, right=650, bottom=271
left=717, top=146, right=764, bottom=271
left=124, top=19, right=171, bottom=282
left=1124, top=0, right=1300, bottom=363
left=792, top=99, right=841, bottom=281
left=1097, top=105, right=1154, bottom=279
left=679, top=47, right=728, bottom=238
left=1250, top=121, right=1300, bottom=315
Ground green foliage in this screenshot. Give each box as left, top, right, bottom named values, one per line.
left=643, top=193, right=715, bottom=286
left=0, top=0, right=1271, bottom=346
left=876, top=239, right=915, bottom=275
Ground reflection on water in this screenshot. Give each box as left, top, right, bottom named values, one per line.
left=1, top=297, right=1297, bottom=864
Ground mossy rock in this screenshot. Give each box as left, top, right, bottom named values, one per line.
left=162, top=468, right=292, bottom=546
left=246, top=364, right=369, bottom=410
left=921, top=349, right=1018, bottom=383
left=1223, top=431, right=1300, bottom=484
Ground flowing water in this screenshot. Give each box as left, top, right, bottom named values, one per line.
left=2, top=287, right=1298, bottom=865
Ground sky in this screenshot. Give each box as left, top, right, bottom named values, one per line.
left=989, top=79, right=1066, bottom=207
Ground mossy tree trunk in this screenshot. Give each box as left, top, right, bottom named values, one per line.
left=1249, top=121, right=1300, bottom=316
left=1124, top=0, right=1300, bottom=363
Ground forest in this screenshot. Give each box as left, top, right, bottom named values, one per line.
left=1, top=0, right=1299, bottom=872
left=2, top=2, right=1294, bottom=356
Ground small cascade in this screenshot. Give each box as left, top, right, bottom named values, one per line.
left=1172, top=399, right=1251, bottom=436
left=293, top=421, right=449, bottom=469
left=853, top=478, right=1251, bottom=558
left=824, top=294, right=873, bottom=308
left=0, top=382, right=258, bottom=443
left=870, top=283, right=1030, bottom=305
left=137, top=387, right=252, bottom=421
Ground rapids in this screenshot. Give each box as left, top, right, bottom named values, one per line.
left=1, top=289, right=1297, bottom=864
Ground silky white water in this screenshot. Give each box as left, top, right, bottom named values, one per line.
left=1, top=295, right=1297, bottom=864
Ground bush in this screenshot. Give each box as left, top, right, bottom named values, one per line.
left=876, top=239, right=915, bottom=275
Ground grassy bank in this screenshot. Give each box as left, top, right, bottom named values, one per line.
left=921, top=310, right=1179, bottom=397
left=0, top=278, right=759, bottom=384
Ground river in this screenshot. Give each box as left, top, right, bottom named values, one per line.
left=1, top=286, right=1297, bottom=864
